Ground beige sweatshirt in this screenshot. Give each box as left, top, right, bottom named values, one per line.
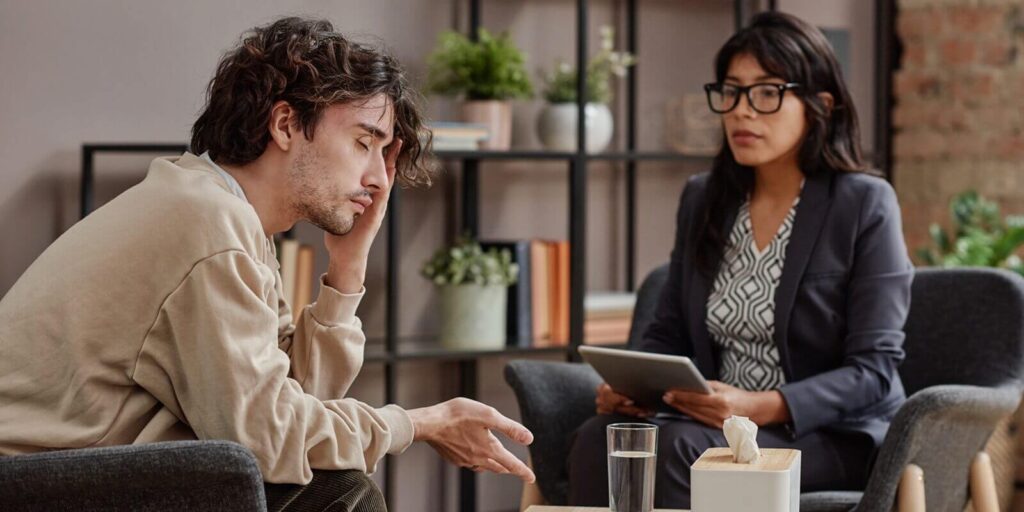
left=0, top=153, right=413, bottom=484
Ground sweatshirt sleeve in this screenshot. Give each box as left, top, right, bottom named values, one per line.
left=132, top=250, right=414, bottom=484
left=276, top=273, right=368, bottom=400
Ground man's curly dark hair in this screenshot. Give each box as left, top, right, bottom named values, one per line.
left=191, top=16, right=433, bottom=187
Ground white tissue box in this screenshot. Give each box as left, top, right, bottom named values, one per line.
left=691, top=447, right=801, bottom=512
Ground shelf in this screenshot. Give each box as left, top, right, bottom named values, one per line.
left=82, top=143, right=187, bottom=153
left=433, top=149, right=575, bottom=160
left=433, top=149, right=715, bottom=162
left=364, top=338, right=572, bottom=363
left=589, top=151, right=715, bottom=162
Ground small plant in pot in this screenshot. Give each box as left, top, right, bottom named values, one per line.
left=537, top=25, right=635, bottom=153
left=427, top=29, right=533, bottom=150
left=422, top=238, right=519, bottom=350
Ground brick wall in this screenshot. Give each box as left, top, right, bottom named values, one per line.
left=893, top=2, right=1024, bottom=510
left=893, top=0, right=1024, bottom=254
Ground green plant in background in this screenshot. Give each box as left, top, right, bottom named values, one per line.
left=917, top=190, right=1024, bottom=275
left=426, top=29, right=533, bottom=100
left=422, top=238, right=519, bottom=286
left=541, top=26, right=636, bottom=104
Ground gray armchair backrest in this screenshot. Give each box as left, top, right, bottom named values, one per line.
left=856, top=268, right=1024, bottom=512
left=504, top=360, right=602, bottom=506
left=627, top=263, right=670, bottom=348
left=899, top=268, right=1024, bottom=395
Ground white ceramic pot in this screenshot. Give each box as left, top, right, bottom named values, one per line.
left=439, top=284, right=507, bottom=350
left=461, top=100, right=512, bottom=150
left=537, top=102, right=614, bottom=153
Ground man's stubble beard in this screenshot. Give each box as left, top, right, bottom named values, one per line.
left=289, top=144, right=357, bottom=237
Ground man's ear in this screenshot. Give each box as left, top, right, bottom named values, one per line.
left=268, top=100, right=297, bottom=152
left=817, top=92, right=835, bottom=112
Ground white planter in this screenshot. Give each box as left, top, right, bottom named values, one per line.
left=461, top=100, right=512, bottom=150
left=439, top=284, right=507, bottom=350
left=536, top=102, right=614, bottom=153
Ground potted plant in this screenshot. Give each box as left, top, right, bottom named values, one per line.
left=537, top=26, right=635, bottom=153
left=427, top=29, right=533, bottom=150
left=422, top=238, right=519, bottom=350
left=917, top=190, right=1024, bottom=274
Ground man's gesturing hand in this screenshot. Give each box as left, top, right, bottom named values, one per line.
left=406, top=398, right=536, bottom=483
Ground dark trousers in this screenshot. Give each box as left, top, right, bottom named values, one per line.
left=568, top=413, right=873, bottom=509
left=265, top=470, right=387, bottom=512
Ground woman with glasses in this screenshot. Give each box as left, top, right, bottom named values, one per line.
left=568, top=11, right=912, bottom=508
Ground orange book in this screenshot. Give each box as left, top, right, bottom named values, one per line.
left=530, top=240, right=551, bottom=346
left=293, top=245, right=315, bottom=314
left=551, top=241, right=571, bottom=346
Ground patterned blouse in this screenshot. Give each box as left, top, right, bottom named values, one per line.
left=706, top=195, right=800, bottom=391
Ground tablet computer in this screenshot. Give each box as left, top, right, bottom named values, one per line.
left=578, top=345, right=711, bottom=411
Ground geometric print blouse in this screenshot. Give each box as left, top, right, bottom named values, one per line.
left=706, top=195, right=800, bottom=391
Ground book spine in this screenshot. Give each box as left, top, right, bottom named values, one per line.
left=512, top=241, right=532, bottom=347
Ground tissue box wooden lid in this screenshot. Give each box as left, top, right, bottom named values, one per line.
left=692, top=447, right=798, bottom=471
left=691, top=448, right=801, bottom=512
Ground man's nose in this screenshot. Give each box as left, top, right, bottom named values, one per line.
left=363, top=151, right=388, bottom=191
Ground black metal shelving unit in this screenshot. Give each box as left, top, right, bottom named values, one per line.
left=77, top=1, right=897, bottom=510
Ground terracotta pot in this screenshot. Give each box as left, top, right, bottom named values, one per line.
left=460, top=100, right=512, bottom=150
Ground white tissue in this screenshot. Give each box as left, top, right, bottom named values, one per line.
left=723, top=415, right=760, bottom=463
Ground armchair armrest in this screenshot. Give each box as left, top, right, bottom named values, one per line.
left=857, top=384, right=1022, bottom=512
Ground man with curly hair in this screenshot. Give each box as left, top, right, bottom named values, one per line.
left=0, top=17, right=533, bottom=511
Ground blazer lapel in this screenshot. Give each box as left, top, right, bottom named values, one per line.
left=773, top=171, right=833, bottom=380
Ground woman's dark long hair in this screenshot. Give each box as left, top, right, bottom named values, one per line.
left=694, top=11, right=869, bottom=277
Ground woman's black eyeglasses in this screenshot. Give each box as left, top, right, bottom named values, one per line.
left=703, top=82, right=801, bottom=114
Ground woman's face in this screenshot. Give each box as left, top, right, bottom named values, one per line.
left=720, top=53, right=807, bottom=170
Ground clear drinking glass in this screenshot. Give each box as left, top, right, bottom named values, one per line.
left=607, top=423, right=658, bottom=512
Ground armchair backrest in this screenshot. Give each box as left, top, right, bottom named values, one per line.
left=899, top=267, right=1024, bottom=394
left=627, top=263, right=670, bottom=348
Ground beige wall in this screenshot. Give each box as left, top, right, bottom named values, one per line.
left=0, top=1, right=874, bottom=510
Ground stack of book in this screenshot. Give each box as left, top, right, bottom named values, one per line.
left=584, top=291, right=636, bottom=345
left=428, top=122, right=490, bottom=151
left=277, top=238, right=316, bottom=315
left=479, top=241, right=636, bottom=348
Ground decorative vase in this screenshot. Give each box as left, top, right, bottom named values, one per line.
left=536, top=102, right=614, bottom=153
left=460, top=100, right=512, bottom=150
left=439, top=284, right=507, bottom=350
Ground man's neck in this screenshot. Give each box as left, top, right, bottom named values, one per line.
left=217, top=158, right=295, bottom=237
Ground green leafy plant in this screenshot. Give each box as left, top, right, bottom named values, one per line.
left=421, top=238, right=519, bottom=286
left=426, top=29, right=533, bottom=101
left=541, top=26, right=635, bottom=104
left=917, top=190, right=1024, bottom=275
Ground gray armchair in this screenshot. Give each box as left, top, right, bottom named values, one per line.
left=504, top=266, right=1024, bottom=511
left=0, top=440, right=267, bottom=511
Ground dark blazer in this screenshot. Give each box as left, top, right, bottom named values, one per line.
left=637, top=170, right=913, bottom=448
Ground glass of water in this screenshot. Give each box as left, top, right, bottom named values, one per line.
left=607, top=423, right=658, bottom=512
